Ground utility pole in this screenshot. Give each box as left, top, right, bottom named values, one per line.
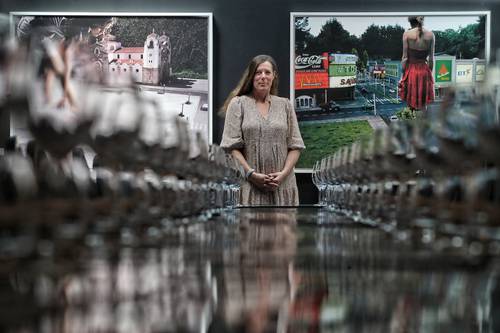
left=179, top=103, right=185, bottom=117
left=373, top=93, right=376, bottom=115
left=395, top=79, right=399, bottom=102
left=496, top=85, right=500, bottom=124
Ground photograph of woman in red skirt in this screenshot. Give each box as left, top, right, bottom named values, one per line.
left=399, top=16, right=435, bottom=111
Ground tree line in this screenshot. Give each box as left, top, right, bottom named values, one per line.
left=16, top=16, right=208, bottom=78
left=111, top=18, right=208, bottom=78
left=295, top=16, right=486, bottom=70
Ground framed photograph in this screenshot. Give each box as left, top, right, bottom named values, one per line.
left=290, top=11, right=490, bottom=170
left=9, top=12, right=213, bottom=146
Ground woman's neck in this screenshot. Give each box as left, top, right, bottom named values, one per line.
left=252, top=91, right=270, bottom=103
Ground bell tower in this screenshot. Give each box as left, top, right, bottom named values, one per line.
left=142, top=29, right=160, bottom=84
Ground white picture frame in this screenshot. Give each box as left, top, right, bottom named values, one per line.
left=9, top=11, right=214, bottom=146
left=290, top=11, right=491, bottom=172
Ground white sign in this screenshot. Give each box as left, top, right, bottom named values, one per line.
left=329, top=76, right=356, bottom=88
left=476, top=64, right=485, bottom=82
left=329, top=53, right=357, bottom=64
left=456, top=64, right=473, bottom=84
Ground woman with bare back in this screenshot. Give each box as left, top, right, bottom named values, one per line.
left=399, top=16, right=435, bottom=112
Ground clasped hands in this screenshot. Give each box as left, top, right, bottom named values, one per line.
left=248, top=171, right=286, bottom=192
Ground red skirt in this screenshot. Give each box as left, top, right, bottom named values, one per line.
left=399, top=63, right=434, bottom=110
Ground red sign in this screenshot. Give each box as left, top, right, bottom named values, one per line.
left=295, top=71, right=329, bottom=89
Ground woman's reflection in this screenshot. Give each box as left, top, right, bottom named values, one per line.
left=220, top=209, right=328, bottom=333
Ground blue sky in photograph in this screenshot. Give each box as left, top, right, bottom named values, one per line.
left=306, top=15, right=482, bottom=37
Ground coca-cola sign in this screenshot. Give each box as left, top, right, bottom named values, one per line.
left=295, top=54, right=325, bottom=70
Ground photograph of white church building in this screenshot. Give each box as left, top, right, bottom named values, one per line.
left=107, top=30, right=172, bottom=85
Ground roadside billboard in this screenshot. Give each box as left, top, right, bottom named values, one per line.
left=455, top=59, right=485, bottom=84
left=384, top=61, right=401, bottom=79
left=295, top=53, right=328, bottom=71
left=329, top=64, right=356, bottom=77
left=295, top=71, right=329, bottom=89
left=328, top=53, right=357, bottom=89
left=435, top=58, right=454, bottom=83
left=475, top=63, right=485, bottom=82
left=456, top=63, right=473, bottom=84
left=329, top=76, right=357, bottom=88
left=294, top=53, right=329, bottom=89
left=329, top=53, right=358, bottom=64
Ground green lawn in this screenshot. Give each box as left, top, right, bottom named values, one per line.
left=297, top=120, right=374, bottom=169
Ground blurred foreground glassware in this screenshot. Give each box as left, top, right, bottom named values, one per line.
left=312, top=159, right=327, bottom=206
left=308, top=68, right=500, bottom=249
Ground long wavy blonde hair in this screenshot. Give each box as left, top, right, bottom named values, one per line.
left=220, top=54, right=279, bottom=114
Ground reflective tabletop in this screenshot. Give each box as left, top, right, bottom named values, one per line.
left=1, top=207, right=499, bottom=332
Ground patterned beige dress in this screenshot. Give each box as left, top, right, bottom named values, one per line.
left=220, top=95, right=305, bottom=206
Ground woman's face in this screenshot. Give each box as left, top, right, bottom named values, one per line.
left=252, top=61, right=275, bottom=95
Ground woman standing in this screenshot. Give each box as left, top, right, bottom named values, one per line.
left=220, top=55, right=305, bottom=206
left=399, top=16, right=435, bottom=111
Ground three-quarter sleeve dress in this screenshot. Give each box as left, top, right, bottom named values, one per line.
left=220, top=95, right=305, bottom=206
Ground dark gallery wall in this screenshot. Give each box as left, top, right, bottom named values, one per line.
left=1, top=0, right=499, bottom=203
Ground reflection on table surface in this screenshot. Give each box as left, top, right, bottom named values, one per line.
left=1, top=207, right=499, bottom=332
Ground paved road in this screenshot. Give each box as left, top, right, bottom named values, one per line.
left=297, top=102, right=406, bottom=122
left=298, top=109, right=370, bottom=121
left=374, top=103, right=407, bottom=118
left=137, top=78, right=209, bottom=95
